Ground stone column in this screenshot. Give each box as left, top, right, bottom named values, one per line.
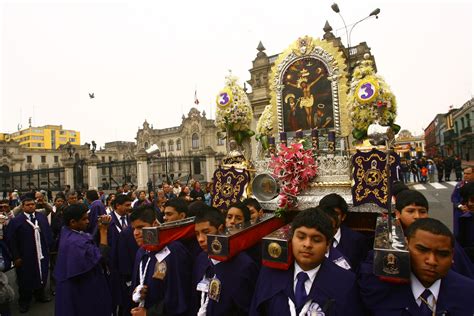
left=205, top=154, right=216, bottom=183
left=136, top=149, right=149, bottom=191
left=87, top=154, right=100, bottom=190
left=62, top=158, right=75, bottom=190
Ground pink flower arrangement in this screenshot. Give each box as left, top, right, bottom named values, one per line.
left=269, top=142, right=318, bottom=215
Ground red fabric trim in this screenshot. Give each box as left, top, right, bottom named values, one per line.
left=378, top=276, right=410, bottom=284
left=143, top=224, right=195, bottom=252
left=209, top=218, right=285, bottom=261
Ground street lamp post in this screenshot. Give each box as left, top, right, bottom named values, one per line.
left=331, top=3, right=380, bottom=71
left=157, top=149, right=169, bottom=184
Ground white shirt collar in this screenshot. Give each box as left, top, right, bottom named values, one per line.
left=210, top=257, right=222, bottom=266
left=333, top=228, right=341, bottom=247
left=410, top=273, right=441, bottom=307
left=294, top=261, right=320, bottom=286
left=114, top=211, right=127, bottom=222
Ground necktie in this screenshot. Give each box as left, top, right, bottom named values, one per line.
left=295, top=271, right=309, bottom=309
left=120, top=216, right=127, bottom=229
left=29, top=214, right=36, bottom=224
left=419, top=289, right=432, bottom=316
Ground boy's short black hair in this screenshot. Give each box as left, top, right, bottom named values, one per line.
left=164, top=198, right=189, bottom=216
left=391, top=181, right=409, bottom=198
left=291, top=209, right=334, bottom=244
left=243, top=198, right=262, bottom=211
left=21, top=197, right=34, bottom=205
left=63, top=204, right=88, bottom=226
left=188, top=201, right=208, bottom=217
left=194, top=206, right=225, bottom=229
left=309, top=205, right=339, bottom=227
left=406, top=218, right=454, bottom=248
left=228, top=202, right=251, bottom=222
left=113, top=194, right=131, bottom=207
left=130, top=204, right=157, bottom=225
left=86, top=190, right=99, bottom=202
left=396, top=190, right=429, bottom=212
left=319, top=193, right=348, bottom=215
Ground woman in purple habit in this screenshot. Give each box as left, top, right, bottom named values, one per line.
left=54, top=204, right=112, bottom=316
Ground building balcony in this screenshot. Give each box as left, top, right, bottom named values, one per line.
left=460, top=126, right=472, bottom=136
left=443, top=130, right=457, bottom=142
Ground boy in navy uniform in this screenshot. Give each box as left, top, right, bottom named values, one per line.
left=107, top=194, right=133, bottom=315
left=250, top=209, right=364, bottom=316
left=129, top=205, right=192, bottom=316
left=319, top=193, right=369, bottom=270
left=6, top=198, right=52, bottom=313
left=191, top=206, right=259, bottom=315
left=394, top=189, right=474, bottom=279
left=358, top=218, right=474, bottom=315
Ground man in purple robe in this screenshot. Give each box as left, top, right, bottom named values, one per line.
left=6, top=198, right=52, bottom=313
left=117, top=225, right=139, bottom=316
left=86, top=190, right=106, bottom=234
left=250, top=209, right=364, bottom=316
left=54, top=203, right=112, bottom=316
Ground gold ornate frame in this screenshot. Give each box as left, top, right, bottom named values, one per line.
left=269, top=36, right=349, bottom=136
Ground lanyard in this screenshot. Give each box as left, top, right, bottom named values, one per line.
left=25, top=217, right=44, bottom=283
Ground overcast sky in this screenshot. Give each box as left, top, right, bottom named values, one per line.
left=1, top=0, right=472, bottom=147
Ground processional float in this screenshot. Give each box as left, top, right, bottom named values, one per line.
left=141, top=32, right=409, bottom=282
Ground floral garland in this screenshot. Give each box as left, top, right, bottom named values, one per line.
left=215, top=75, right=254, bottom=145
left=348, top=58, right=399, bottom=141
left=269, top=142, right=317, bottom=216
left=255, top=104, right=275, bottom=149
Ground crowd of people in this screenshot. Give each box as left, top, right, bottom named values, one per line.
left=399, top=155, right=465, bottom=184
left=0, top=168, right=472, bottom=315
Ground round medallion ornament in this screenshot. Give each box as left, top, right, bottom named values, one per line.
left=216, top=88, right=233, bottom=110
left=267, top=242, right=282, bottom=259
left=211, top=238, right=223, bottom=255
left=356, top=78, right=379, bottom=104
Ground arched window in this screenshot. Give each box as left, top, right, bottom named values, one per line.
left=168, top=140, right=174, bottom=152
left=192, top=134, right=199, bottom=149
left=160, top=142, right=166, bottom=152
left=176, top=139, right=181, bottom=151
left=144, top=142, right=149, bottom=149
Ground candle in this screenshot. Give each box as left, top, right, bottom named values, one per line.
left=295, top=129, right=303, bottom=139
left=268, top=136, right=275, bottom=145
left=328, top=131, right=336, bottom=152
left=328, top=131, right=336, bottom=142
left=279, top=132, right=287, bottom=146
left=311, top=128, right=319, bottom=151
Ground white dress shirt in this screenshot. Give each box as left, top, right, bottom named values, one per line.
left=332, top=227, right=341, bottom=248
left=410, top=273, right=440, bottom=308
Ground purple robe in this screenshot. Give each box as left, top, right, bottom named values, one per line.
left=5, top=211, right=52, bottom=290
left=327, top=246, right=352, bottom=271
left=358, top=257, right=474, bottom=315
left=250, top=260, right=364, bottom=316
left=131, top=240, right=192, bottom=315
left=87, top=199, right=106, bottom=234
left=53, top=226, right=112, bottom=316
left=191, top=251, right=259, bottom=315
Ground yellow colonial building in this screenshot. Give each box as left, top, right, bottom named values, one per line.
left=0, top=125, right=80, bottom=149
